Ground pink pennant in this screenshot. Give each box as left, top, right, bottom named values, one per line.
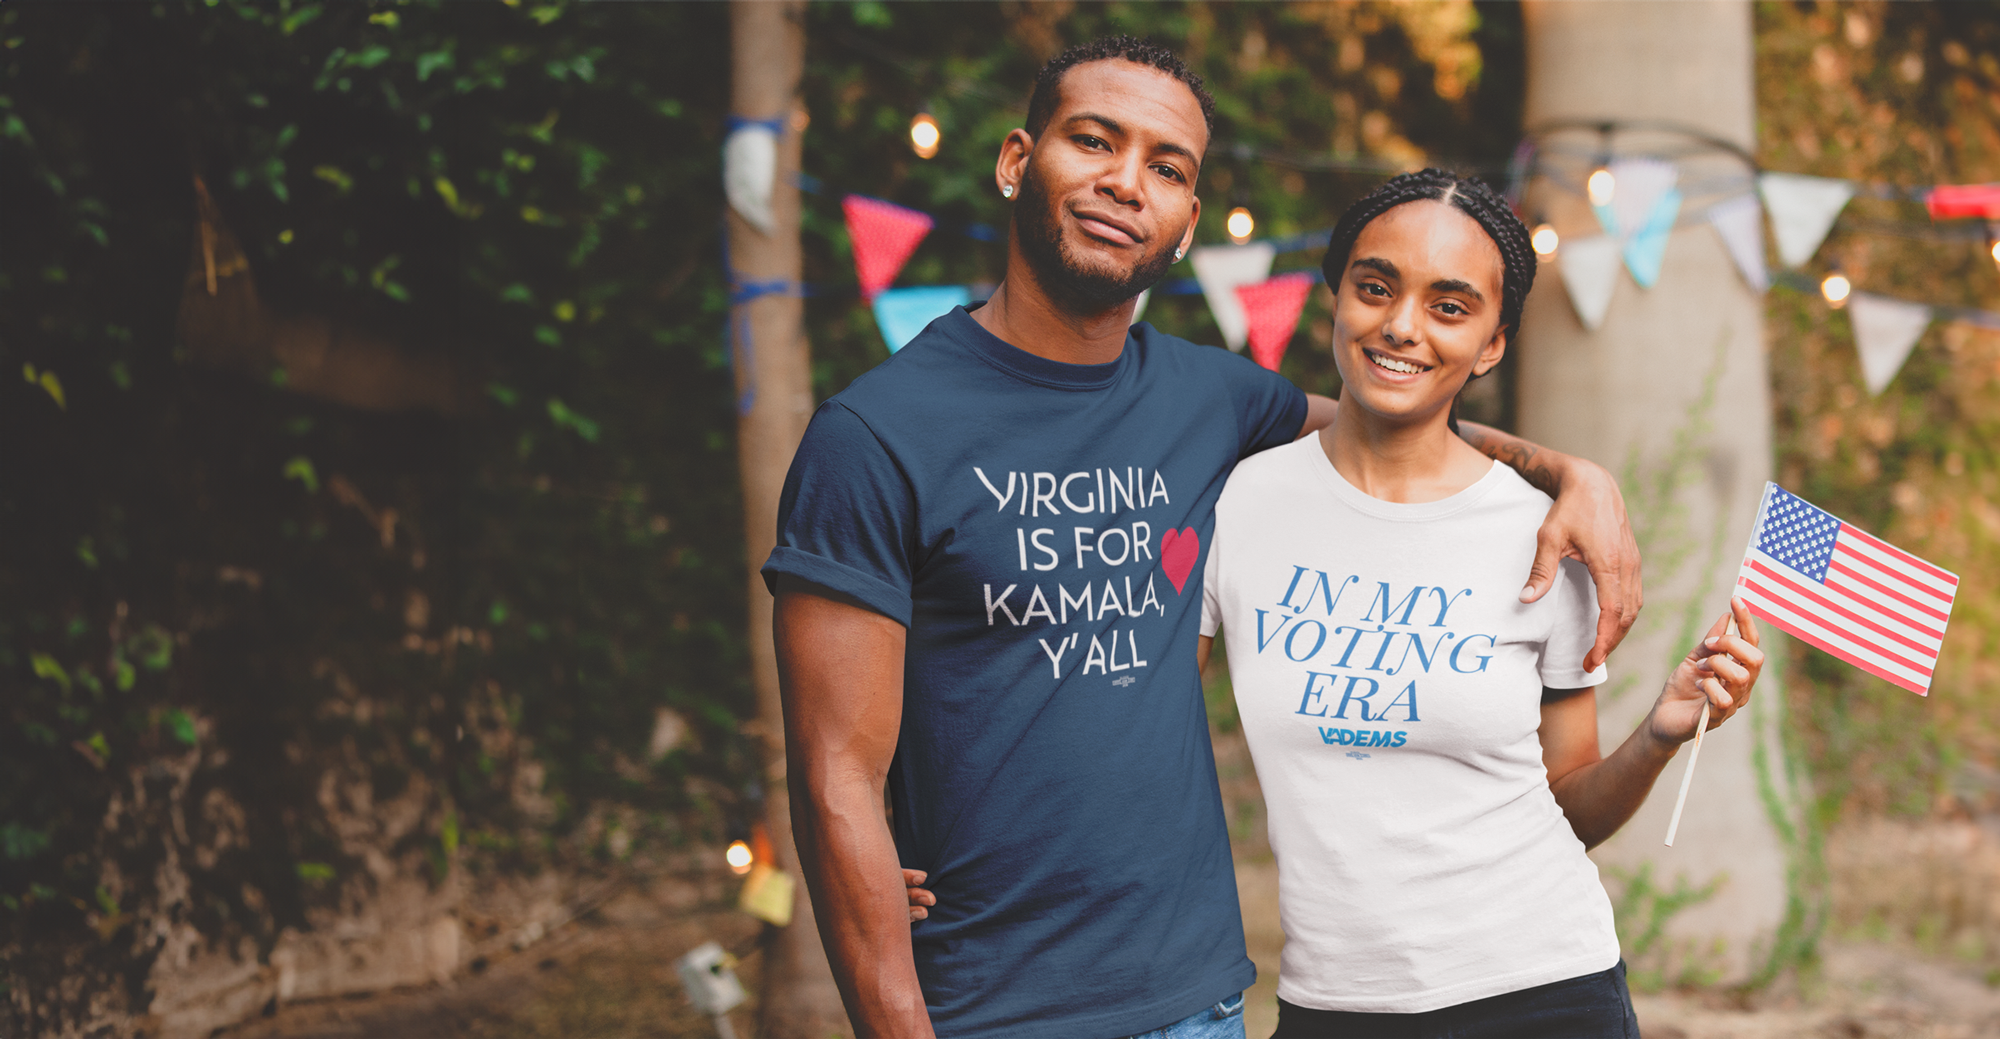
left=843, top=195, right=934, bottom=301
left=1234, top=273, right=1316, bottom=371
left=1927, top=184, right=2000, bottom=220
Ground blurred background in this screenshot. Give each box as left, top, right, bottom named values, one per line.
left=5, top=2, right=2000, bottom=1037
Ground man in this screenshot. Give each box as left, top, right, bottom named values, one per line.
left=763, top=36, right=1639, bottom=1039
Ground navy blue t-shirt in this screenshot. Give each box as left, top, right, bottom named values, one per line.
left=762, top=306, right=1305, bottom=1039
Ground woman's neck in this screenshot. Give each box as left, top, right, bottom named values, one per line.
left=1321, top=395, right=1493, bottom=504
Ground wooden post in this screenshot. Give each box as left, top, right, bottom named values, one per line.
left=728, top=2, right=850, bottom=1035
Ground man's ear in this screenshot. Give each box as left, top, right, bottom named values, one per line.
left=995, top=128, right=1034, bottom=198
left=1473, top=326, right=1509, bottom=377
left=1177, top=194, right=1200, bottom=259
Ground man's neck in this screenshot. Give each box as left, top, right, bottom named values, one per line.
left=971, top=268, right=1135, bottom=367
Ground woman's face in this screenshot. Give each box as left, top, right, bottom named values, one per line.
left=1328, top=199, right=1508, bottom=429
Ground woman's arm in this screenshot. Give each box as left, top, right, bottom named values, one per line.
left=1541, top=598, right=1764, bottom=850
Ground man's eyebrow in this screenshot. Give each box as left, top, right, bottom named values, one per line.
left=1065, top=113, right=1200, bottom=166
left=1351, top=257, right=1399, bottom=279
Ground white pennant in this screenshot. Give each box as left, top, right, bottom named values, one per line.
left=1707, top=193, right=1769, bottom=293
left=1758, top=172, right=1854, bottom=268
left=1598, top=158, right=1679, bottom=244
left=1847, top=292, right=1932, bottom=395
left=1190, top=243, right=1276, bottom=351
left=1130, top=288, right=1151, bottom=324
left=1558, top=234, right=1622, bottom=332
left=723, top=124, right=778, bottom=234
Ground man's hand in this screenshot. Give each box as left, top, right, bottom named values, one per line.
left=1458, top=422, right=1641, bottom=671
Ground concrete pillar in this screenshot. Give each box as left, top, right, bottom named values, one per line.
left=1517, top=0, right=1797, bottom=983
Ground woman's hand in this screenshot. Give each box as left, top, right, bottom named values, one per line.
left=1649, top=597, right=1763, bottom=747
left=903, top=868, right=934, bottom=922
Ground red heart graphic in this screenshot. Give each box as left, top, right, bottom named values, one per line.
left=1158, top=527, right=1200, bottom=594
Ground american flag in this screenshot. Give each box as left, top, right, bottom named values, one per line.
left=1735, top=483, right=1959, bottom=696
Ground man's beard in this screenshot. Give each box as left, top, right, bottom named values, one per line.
left=1013, top=162, right=1182, bottom=315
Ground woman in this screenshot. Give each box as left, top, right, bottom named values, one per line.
left=1193, top=169, right=1763, bottom=1037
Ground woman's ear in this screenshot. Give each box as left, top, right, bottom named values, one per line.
left=1472, top=326, right=1509, bottom=377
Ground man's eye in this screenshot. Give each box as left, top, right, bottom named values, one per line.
left=1075, top=135, right=1107, bottom=150
left=1438, top=302, right=1465, bottom=316
left=1152, top=164, right=1184, bottom=182
left=1361, top=282, right=1390, bottom=297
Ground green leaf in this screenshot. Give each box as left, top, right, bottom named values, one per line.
left=163, top=708, right=197, bottom=746
left=295, top=861, right=335, bottom=883
left=0, top=823, right=50, bottom=861
left=441, top=809, right=459, bottom=856
left=29, top=652, right=69, bottom=693
left=312, top=164, right=353, bottom=193
left=282, top=456, right=319, bottom=493
left=94, top=886, right=117, bottom=915
left=112, top=655, right=135, bottom=692
left=129, top=626, right=173, bottom=672
left=527, top=5, right=563, bottom=25
left=367, top=10, right=398, bottom=28
left=85, top=731, right=109, bottom=763
left=485, top=383, right=519, bottom=407
left=280, top=6, right=321, bottom=35
left=349, top=44, right=390, bottom=69
left=488, top=601, right=509, bottom=624
left=75, top=537, right=97, bottom=569
left=416, top=48, right=453, bottom=82
left=533, top=325, right=561, bottom=347
left=546, top=398, right=601, bottom=442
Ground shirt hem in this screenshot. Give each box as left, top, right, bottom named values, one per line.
left=1276, top=946, right=1619, bottom=1015
left=936, top=958, right=1256, bottom=1039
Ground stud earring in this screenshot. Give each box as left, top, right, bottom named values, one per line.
left=1173, top=246, right=1185, bottom=262
left=1001, top=184, right=1014, bottom=199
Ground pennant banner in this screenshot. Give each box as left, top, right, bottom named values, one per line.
left=1759, top=172, right=1855, bottom=268
left=843, top=195, right=935, bottom=301
left=1558, top=234, right=1622, bottom=332
left=1234, top=273, right=1316, bottom=372
left=1926, top=183, right=2000, bottom=220
left=1621, top=186, right=1681, bottom=289
left=1596, top=158, right=1679, bottom=243
left=1846, top=292, right=1932, bottom=395
left=1707, top=193, right=1770, bottom=293
left=872, top=285, right=970, bottom=354
left=1191, top=243, right=1276, bottom=351
left=723, top=124, right=778, bottom=234
left=1130, top=287, right=1152, bottom=324
left=1735, top=483, right=1958, bottom=697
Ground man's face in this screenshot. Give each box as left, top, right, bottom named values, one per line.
left=1011, top=60, right=1206, bottom=314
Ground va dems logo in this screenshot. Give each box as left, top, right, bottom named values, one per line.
left=1111, top=675, right=1137, bottom=687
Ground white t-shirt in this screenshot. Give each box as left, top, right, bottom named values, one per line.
left=1201, top=435, right=1618, bottom=1014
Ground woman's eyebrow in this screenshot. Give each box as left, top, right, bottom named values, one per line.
left=1430, top=278, right=1485, bottom=301
left=1350, top=257, right=1398, bottom=279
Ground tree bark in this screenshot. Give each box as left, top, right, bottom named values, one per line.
left=1516, top=0, right=1796, bottom=983
left=728, top=3, right=851, bottom=1035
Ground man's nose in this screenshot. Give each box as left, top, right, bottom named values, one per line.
left=1096, top=152, right=1145, bottom=207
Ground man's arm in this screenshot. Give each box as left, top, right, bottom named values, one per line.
left=773, top=577, right=935, bottom=1039
left=1458, top=420, right=1641, bottom=672
left=1296, top=392, right=1339, bottom=438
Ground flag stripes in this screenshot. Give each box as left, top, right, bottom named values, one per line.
left=1734, top=483, right=1958, bottom=697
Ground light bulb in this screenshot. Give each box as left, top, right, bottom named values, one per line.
left=725, top=840, right=754, bottom=874
left=1226, top=206, right=1255, bottom=243
left=909, top=113, right=940, bottom=160
left=1531, top=224, right=1559, bottom=257
left=1990, top=239, right=2000, bottom=265
left=1821, top=272, right=1852, bottom=308
left=1586, top=167, right=1616, bottom=207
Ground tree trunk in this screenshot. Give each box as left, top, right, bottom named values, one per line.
left=728, top=3, right=851, bottom=1035
left=1516, top=0, right=1798, bottom=984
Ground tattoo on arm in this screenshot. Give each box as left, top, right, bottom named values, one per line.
left=1460, top=424, right=1560, bottom=497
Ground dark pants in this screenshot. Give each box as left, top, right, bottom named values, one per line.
left=1270, top=960, right=1639, bottom=1039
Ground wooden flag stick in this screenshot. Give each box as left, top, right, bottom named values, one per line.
left=1662, top=697, right=1710, bottom=847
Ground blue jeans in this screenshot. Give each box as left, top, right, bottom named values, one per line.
left=1271, top=961, right=1638, bottom=1038
left=1125, top=991, right=1247, bottom=1039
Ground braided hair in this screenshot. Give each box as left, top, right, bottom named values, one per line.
left=1319, top=169, right=1537, bottom=349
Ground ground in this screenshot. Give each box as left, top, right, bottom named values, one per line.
left=228, top=725, right=2000, bottom=1039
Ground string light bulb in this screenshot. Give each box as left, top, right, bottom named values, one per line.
left=1990, top=239, right=2000, bottom=266
left=1531, top=224, right=1560, bottom=257
left=1821, top=271, right=1852, bottom=308
left=1226, top=206, right=1255, bottom=244
left=909, top=112, right=940, bottom=160
left=1586, top=167, right=1616, bottom=207
left=725, top=840, right=754, bottom=875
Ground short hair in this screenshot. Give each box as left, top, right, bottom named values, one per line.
left=1024, top=35, right=1216, bottom=145
left=1319, top=169, right=1537, bottom=345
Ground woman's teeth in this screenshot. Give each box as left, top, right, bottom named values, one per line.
left=1368, top=351, right=1427, bottom=375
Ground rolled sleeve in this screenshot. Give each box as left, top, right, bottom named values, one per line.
left=760, top=401, right=917, bottom=626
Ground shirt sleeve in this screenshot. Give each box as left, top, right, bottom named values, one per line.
left=1200, top=528, right=1223, bottom=638
left=1217, top=348, right=1309, bottom=459
left=760, top=401, right=916, bottom=626
left=1539, top=558, right=1609, bottom=689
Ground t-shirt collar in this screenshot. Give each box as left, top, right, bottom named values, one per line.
left=942, top=304, right=1129, bottom=391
